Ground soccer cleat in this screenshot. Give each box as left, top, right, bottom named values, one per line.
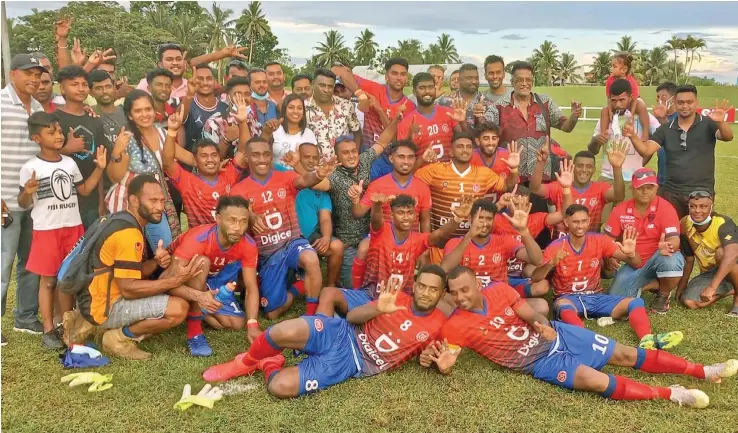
left=639, top=331, right=683, bottom=351
left=62, top=310, right=97, bottom=347
left=202, top=353, right=258, bottom=383
left=651, top=294, right=671, bottom=314
left=668, top=385, right=709, bottom=408
left=13, top=321, right=43, bottom=335
left=41, top=330, right=65, bottom=350
left=102, top=328, right=152, bottom=361
left=187, top=334, right=213, bottom=357
left=703, top=359, right=738, bottom=383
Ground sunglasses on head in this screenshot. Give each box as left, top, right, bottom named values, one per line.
left=688, top=190, right=712, bottom=200
left=680, top=131, right=687, bottom=151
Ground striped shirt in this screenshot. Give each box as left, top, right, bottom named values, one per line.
left=1, top=85, right=44, bottom=211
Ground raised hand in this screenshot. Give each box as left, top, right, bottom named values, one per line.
left=500, top=140, right=520, bottom=170
left=186, top=66, right=199, bottom=98
left=167, top=105, right=185, bottom=132
left=263, top=118, right=282, bottom=135
left=652, top=99, right=667, bottom=119
left=502, top=198, right=531, bottom=233
left=281, top=150, right=300, bottom=169
left=408, top=115, right=421, bottom=138
left=570, top=100, right=583, bottom=118
left=71, top=38, right=86, bottom=66
left=87, top=48, right=116, bottom=68
left=551, top=246, right=569, bottom=266
left=65, top=128, right=88, bottom=154
left=371, top=192, right=396, bottom=204
left=621, top=117, right=635, bottom=138
left=375, top=278, right=408, bottom=315
left=231, top=93, right=249, bottom=124
left=449, top=98, right=467, bottom=122
left=154, top=239, right=171, bottom=268
left=112, top=126, right=131, bottom=156
left=466, top=208, right=483, bottom=238
left=452, top=195, right=474, bottom=220
left=533, top=321, right=557, bottom=341
left=55, top=17, right=73, bottom=40
left=220, top=45, right=248, bottom=60
left=93, top=146, right=107, bottom=170
left=536, top=140, right=550, bottom=164
left=707, top=99, right=733, bottom=123
left=554, top=158, right=574, bottom=188
left=606, top=135, right=628, bottom=169
left=355, top=89, right=368, bottom=103
left=615, top=226, right=637, bottom=257
left=472, top=102, right=485, bottom=119
left=315, top=156, right=338, bottom=179
left=657, top=233, right=675, bottom=257
left=24, top=171, right=39, bottom=196
left=595, top=128, right=611, bottom=147
left=421, top=146, right=438, bottom=164
left=348, top=180, right=364, bottom=204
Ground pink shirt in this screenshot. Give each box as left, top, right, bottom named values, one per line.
left=136, top=77, right=189, bottom=100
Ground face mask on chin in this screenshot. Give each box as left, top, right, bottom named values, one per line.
left=251, top=91, right=267, bottom=101
left=689, top=205, right=714, bottom=226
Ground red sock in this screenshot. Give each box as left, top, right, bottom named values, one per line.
left=261, top=357, right=283, bottom=385
left=306, top=301, right=318, bottom=316
left=639, top=349, right=706, bottom=379
left=559, top=309, right=584, bottom=327
left=186, top=312, right=203, bottom=339
left=351, top=258, right=367, bottom=289
left=242, top=332, right=281, bottom=366
left=608, top=375, right=671, bottom=400
left=627, top=306, right=651, bottom=339
left=292, top=280, right=305, bottom=296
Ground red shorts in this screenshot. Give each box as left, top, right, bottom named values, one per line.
left=27, top=225, right=85, bottom=277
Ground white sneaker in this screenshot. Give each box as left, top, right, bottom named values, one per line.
left=704, top=359, right=738, bottom=383
left=669, top=385, right=709, bottom=408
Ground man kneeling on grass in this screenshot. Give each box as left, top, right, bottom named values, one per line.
left=63, top=175, right=212, bottom=360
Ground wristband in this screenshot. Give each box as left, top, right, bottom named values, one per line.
left=247, top=321, right=260, bottom=329
left=57, top=43, right=69, bottom=49
left=167, top=131, right=178, bottom=138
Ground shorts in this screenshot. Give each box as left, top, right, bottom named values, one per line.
left=554, top=294, right=628, bottom=320
left=297, top=316, right=363, bottom=395
left=370, top=153, right=393, bottom=181
left=531, top=321, right=616, bottom=390
left=258, top=238, right=314, bottom=313
left=27, top=225, right=85, bottom=277
left=340, top=288, right=372, bottom=312
left=509, top=277, right=533, bottom=297
left=658, top=189, right=689, bottom=220
left=681, top=269, right=735, bottom=302
left=101, top=295, right=169, bottom=329
left=609, top=251, right=685, bottom=298
left=206, top=261, right=245, bottom=317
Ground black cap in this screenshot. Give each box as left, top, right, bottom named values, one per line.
left=10, top=54, right=48, bottom=73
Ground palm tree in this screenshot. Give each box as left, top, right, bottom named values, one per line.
left=665, top=36, right=684, bottom=83
left=557, top=52, right=581, bottom=85
left=434, top=33, right=460, bottom=63
left=614, top=35, right=638, bottom=55
left=354, top=29, right=379, bottom=66
left=589, top=51, right=612, bottom=83
left=682, top=34, right=706, bottom=83
left=642, top=47, right=669, bottom=86
left=532, top=40, right=560, bottom=86
left=171, top=14, right=205, bottom=53
left=314, top=30, right=351, bottom=67
left=394, top=39, right=424, bottom=64
left=145, top=3, right=172, bottom=31
left=236, top=1, right=271, bottom=64
left=204, top=3, right=237, bottom=81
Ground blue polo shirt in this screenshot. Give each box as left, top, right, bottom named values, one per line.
left=296, top=188, right=332, bottom=238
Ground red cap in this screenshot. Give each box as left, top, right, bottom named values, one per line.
left=632, top=168, right=658, bottom=188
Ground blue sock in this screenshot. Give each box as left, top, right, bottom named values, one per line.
left=121, top=326, right=136, bottom=338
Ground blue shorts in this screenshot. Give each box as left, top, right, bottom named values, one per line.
left=206, top=261, right=245, bottom=317
left=370, top=153, right=393, bottom=181
left=555, top=294, right=628, bottom=320
left=508, top=277, right=532, bottom=297
left=258, top=238, right=314, bottom=313
left=532, top=321, right=616, bottom=390
left=340, top=289, right=373, bottom=312
left=298, top=316, right=363, bottom=395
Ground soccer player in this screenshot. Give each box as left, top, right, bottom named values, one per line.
left=163, top=95, right=250, bottom=227
left=532, top=204, right=683, bottom=350
left=421, top=266, right=738, bottom=408
left=351, top=140, right=432, bottom=230
left=397, top=73, right=467, bottom=167
left=605, top=168, right=684, bottom=314
left=203, top=268, right=448, bottom=398
left=530, top=142, right=627, bottom=233
left=415, top=132, right=520, bottom=264
left=470, top=123, right=511, bottom=196
left=166, top=196, right=261, bottom=356
left=317, top=194, right=472, bottom=316
left=230, top=137, right=337, bottom=319
left=441, top=198, right=546, bottom=314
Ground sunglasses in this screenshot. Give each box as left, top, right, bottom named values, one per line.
left=688, top=190, right=712, bottom=200
left=680, top=131, right=687, bottom=151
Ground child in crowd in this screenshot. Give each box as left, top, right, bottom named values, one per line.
left=600, top=52, right=650, bottom=141
left=18, top=112, right=108, bottom=349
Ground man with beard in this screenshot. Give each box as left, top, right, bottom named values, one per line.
left=483, top=55, right=510, bottom=103
left=90, top=70, right=127, bottom=144
left=291, top=74, right=313, bottom=100
left=437, top=64, right=486, bottom=131
left=398, top=73, right=467, bottom=167
left=67, top=175, right=205, bottom=360
left=470, top=123, right=510, bottom=202
left=266, top=62, right=292, bottom=107
left=181, top=66, right=230, bottom=156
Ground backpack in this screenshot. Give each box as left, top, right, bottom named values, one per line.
left=57, top=211, right=140, bottom=325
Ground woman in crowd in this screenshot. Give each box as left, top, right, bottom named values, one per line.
left=266, top=93, right=317, bottom=171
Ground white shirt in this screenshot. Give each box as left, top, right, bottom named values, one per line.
left=272, top=127, right=317, bottom=171
left=19, top=155, right=84, bottom=230
left=593, top=108, right=661, bottom=181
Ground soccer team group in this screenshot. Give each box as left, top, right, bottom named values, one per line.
left=5, top=37, right=738, bottom=408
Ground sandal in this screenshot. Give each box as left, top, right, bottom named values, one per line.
left=726, top=306, right=738, bottom=318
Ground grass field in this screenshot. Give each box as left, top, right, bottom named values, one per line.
left=2, top=89, right=738, bottom=433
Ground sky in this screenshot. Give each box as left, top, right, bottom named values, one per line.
left=5, top=1, right=738, bottom=84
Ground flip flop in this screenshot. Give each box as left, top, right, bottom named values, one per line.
left=726, top=306, right=738, bottom=318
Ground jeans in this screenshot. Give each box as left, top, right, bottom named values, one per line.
left=144, top=214, right=173, bottom=251
left=608, top=251, right=685, bottom=298
left=341, top=246, right=357, bottom=289
left=1, top=210, right=40, bottom=325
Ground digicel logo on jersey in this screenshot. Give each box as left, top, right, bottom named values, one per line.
left=357, top=333, right=395, bottom=371
left=260, top=229, right=292, bottom=246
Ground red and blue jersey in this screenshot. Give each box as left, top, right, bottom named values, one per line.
left=166, top=162, right=243, bottom=227
left=444, top=235, right=523, bottom=286
left=362, top=223, right=431, bottom=295
left=397, top=107, right=457, bottom=162
left=230, top=170, right=301, bottom=260
left=169, top=223, right=258, bottom=275
left=354, top=292, right=445, bottom=376
left=360, top=173, right=432, bottom=227
left=542, top=233, right=618, bottom=296
left=441, top=283, right=552, bottom=372
left=493, top=212, right=550, bottom=278
left=356, top=75, right=415, bottom=146
left=470, top=148, right=511, bottom=202
left=543, top=181, right=610, bottom=231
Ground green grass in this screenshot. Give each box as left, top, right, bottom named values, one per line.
left=3, top=98, right=738, bottom=433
